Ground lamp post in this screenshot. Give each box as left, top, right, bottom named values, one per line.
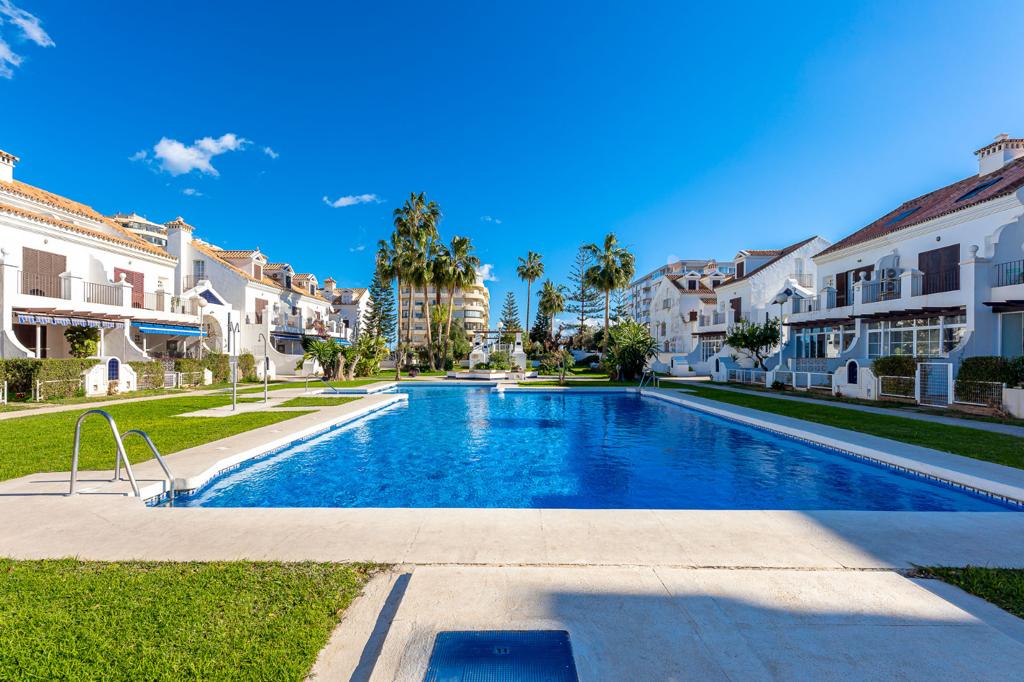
left=257, top=331, right=269, bottom=403
left=227, top=312, right=240, bottom=411
left=196, top=297, right=208, bottom=361
left=773, top=289, right=791, bottom=368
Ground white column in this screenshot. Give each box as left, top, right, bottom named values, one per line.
left=114, top=272, right=133, bottom=308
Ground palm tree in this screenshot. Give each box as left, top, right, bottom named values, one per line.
left=393, top=192, right=441, bottom=367
left=516, top=251, right=544, bottom=333
left=537, top=279, right=566, bottom=342
left=582, top=233, right=635, bottom=354
left=433, top=235, right=480, bottom=364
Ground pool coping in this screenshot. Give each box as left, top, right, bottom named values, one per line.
left=640, top=387, right=1024, bottom=508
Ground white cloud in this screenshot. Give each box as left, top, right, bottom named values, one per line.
left=262, top=146, right=279, bottom=159
left=182, top=188, right=203, bottom=196
left=477, top=263, right=498, bottom=282
left=322, top=193, right=381, bottom=208
left=480, top=215, right=502, bottom=225
left=349, top=244, right=366, bottom=253
left=129, top=150, right=147, bottom=162
left=152, top=133, right=250, bottom=176
left=0, top=1, right=54, bottom=79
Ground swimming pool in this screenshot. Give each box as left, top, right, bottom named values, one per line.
left=177, top=386, right=1016, bottom=510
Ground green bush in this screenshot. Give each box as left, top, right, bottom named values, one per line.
left=871, top=355, right=920, bottom=377
left=174, top=358, right=204, bottom=375
left=200, top=354, right=230, bottom=383
left=0, top=359, right=43, bottom=396
left=64, top=326, right=100, bottom=358
left=34, top=359, right=99, bottom=399
left=238, top=353, right=257, bottom=382
left=129, top=361, right=165, bottom=389
left=957, top=356, right=1024, bottom=387
left=575, top=354, right=599, bottom=367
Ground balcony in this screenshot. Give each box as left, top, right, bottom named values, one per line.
left=862, top=278, right=901, bottom=304
left=917, top=267, right=960, bottom=296
left=994, top=259, right=1024, bottom=287
left=19, top=272, right=68, bottom=299
left=788, top=273, right=814, bottom=288
left=12, top=271, right=199, bottom=322
left=792, top=290, right=836, bottom=314
left=182, top=274, right=205, bottom=290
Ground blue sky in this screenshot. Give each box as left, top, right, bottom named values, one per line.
left=3, top=1, right=1024, bottom=324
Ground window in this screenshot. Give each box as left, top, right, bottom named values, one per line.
left=192, top=260, right=206, bottom=280
left=918, top=244, right=960, bottom=294
left=687, top=279, right=697, bottom=290
left=663, top=341, right=670, bottom=352
left=285, top=275, right=292, bottom=289
left=662, top=298, right=671, bottom=309
left=253, top=264, right=262, bottom=280
left=865, top=315, right=966, bottom=358
left=885, top=207, right=921, bottom=225
left=1001, top=312, right=1023, bottom=358
left=701, top=338, right=722, bottom=362
left=793, top=325, right=855, bottom=359
left=956, top=176, right=1002, bottom=202
left=659, top=322, right=667, bottom=336
left=107, top=358, right=120, bottom=381
left=835, top=265, right=874, bottom=307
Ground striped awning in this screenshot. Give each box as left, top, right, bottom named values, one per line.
left=131, top=321, right=206, bottom=337
left=15, top=313, right=121, bottom=329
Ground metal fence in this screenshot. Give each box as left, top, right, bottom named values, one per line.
left=19, top=272, right=67, bottom=299
left=178, top=371, right=205, bottom=387
left=994, top=259, right=1024, bottom=287
left=84, top=281, right=120, bottom=305
left=953, top=380, right=1004, bottom=409
left=727, top=368, right=768, bottom=385
left=878, top=375, right=915, bottom=399
left=774, top=370, right=793, bottom=385
left=34, top=377, right=85, bottom=401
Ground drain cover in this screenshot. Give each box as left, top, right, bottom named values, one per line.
left=424, top=630, right=579, bottom=681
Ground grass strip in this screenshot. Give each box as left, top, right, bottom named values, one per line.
left=0, top=559, right=376, bottom=681
left=915, top=567, right=1024, bottom=619
left=0, top=396, right=311, bottom=481
left=674, top=384, right=1024, bottom=469
left=275, top=397, right=361, bottom=408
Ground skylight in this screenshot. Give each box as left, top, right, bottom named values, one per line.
left=885, top=206, right=921, bottom=225
left=956, top=176, right=1003, bottom=202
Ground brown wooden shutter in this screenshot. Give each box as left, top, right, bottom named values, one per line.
left=23, top=247, right=65, bottom=297
left=114, top=268, right=145, bottom=307
left=255, top=298, right=267, bottom=323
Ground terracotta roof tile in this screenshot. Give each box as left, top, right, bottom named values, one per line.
left=744, top=249, right=783, bottom=256
left=817, top=157, right=1024, bottom=258
left=728, top=237, right=819, bottom=284
left=216, top=249, right=259, bottom=259
left=191, top=241, right=329, bottom=301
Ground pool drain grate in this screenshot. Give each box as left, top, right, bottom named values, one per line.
left=423, top=630, right=579, bottom=681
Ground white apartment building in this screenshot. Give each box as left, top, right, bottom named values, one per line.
left=110, top=212, right=168, bottom=247
left=692, top=236, right=830, bottom=374
left=629, top=258, right=734, bottom=329
left=399, top=273, right=490, bottom=346
left=782, top=134, right=1024, bottom=399
left=321, top=281, right=371, bottom=340
left=0, top=149, right=234, bottom=364
left=165, top=227, right=341, bottom=366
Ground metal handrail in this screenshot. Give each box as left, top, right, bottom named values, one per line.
left=638, top=369, right=658, bottom=389
left=70, top=410, right=140, bottom=497
left=120, top=430, right=175, bottom=502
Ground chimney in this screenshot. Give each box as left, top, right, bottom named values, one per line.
left=323, top=276, right=336, bottom=292
left=164, top=217, right=194, bottom=290
left=974, top=133, right=1024, bottom=176
left=0, top=149, right=18, bottom=183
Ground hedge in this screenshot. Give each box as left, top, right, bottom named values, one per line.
left=870, top=355, right=921, bottom=378
left=129, top=361, right=165, bottom=389
left=957, top=356, right=1024, bottom=388
left=200, top=353, right=230, bottom=383
left=174, top=358, right=204, bottom=376
left=238, top=353, right=257, bottom=382
left=0, top=358, right=99, bottom=400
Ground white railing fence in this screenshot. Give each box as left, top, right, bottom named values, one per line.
left=727, top=368, right=768, bottom=385
left=953, top=380, right=1005, bottom=409
left=34, top=378, right=85, bottom=401
left=878, top=375, right=915, bottom=399
left=177, top=371, right=204, bottom=387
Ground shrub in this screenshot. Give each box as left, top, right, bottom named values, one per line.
left=871, top=355, right=919, bottom=378
left=129, top=361, right=165, bottom=389
left=485, top=350, right=512, bottom=370
left=200, top=353, right=230, bottom=383
left=238, top=353, right=257, bottom=382
left=575, top=354, right=600, bottom=368
left=64, top=326, right=100, bottom=358
left=35, top=358, right=99, bottom=399
left=957, top=356, right=1024, bottom=387
left=602, top=320, right=658, bottom=380
left=174, top=357, right=204, bottom=377
left=0, top=358, right=43, bottom=395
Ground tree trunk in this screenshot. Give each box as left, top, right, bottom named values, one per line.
left=525, top=280, right=532, bottom=339
left=602, top=290, right=610, bottom=354
left=422, top=284, right=435, bottom=370
left=444, top=286, right=456, bottom=368
left=394, top=276, right=402, bottom=381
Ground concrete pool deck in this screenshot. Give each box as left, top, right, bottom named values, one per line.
left=3, top=385, right=1024, bottom=679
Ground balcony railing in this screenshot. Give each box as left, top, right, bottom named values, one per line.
left=84, top=281, right=119, bottom=306
left=19, top=272, right=67, bottom=299
left=183, top=275, right=204, bottom=291
left=994, top=259, right=1024, bottom=287
left=789, top=273, right=814, bottom=288
left=862, top=278, right=901, bottom=304
left=919, top=267, right=960, bottom=295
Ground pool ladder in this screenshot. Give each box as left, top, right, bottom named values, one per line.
left=639, top=369, right=659, bottom=390
left=69, top=409, right=175, bottom=502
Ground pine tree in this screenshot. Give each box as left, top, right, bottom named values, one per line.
left=499, top=291, right=522, bottom=343
left=529, top=310, right=552, bottom=345
left=611, top=288, right=631, bottom=323
left=363, top=271, right=396, bottom=344
left=565, top=247, right=602, bottom=341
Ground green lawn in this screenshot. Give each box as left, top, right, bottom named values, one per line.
left=0, top=396, right=311, bottom=481
left=916, top=567, right=1024, bottom=619
left=674, top=384, right=1024, bottom=469
left=275, top=397, right=360, bottom=408
left=0, top=559, right=375, bottom=681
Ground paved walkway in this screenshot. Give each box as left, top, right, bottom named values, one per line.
left=670, top=381, right=1024, bottom=437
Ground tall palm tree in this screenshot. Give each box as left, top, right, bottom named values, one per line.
left=516, top=251, right=544, bottom=333
left=432, top=235, right=480, bottom=363
left=393, top=192, right=441, bottom=369
left=583, top=233, right=635, bottom=354
left=538, top=279, right=566, bottom=342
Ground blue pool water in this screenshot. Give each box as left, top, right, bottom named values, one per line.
left=178, top=386, right=1015, bottom=510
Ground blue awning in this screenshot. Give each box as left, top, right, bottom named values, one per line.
left=131, top=321, right=206, bottom=337
left=271, top=331, right=303, bottom=340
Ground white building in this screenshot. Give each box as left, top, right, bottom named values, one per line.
left=110, top=212, right=168, bottom=247
left=0, top=149, right=233, bottom=364
left=692, top=236, right=830, bottom=374
left=321, top=281, right=370, bottom=340
left=782, top=134, right=1024, bottom=398
left=399, top=273, right=490, bottom=346
left=629, top=258, right=734, bottom=329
